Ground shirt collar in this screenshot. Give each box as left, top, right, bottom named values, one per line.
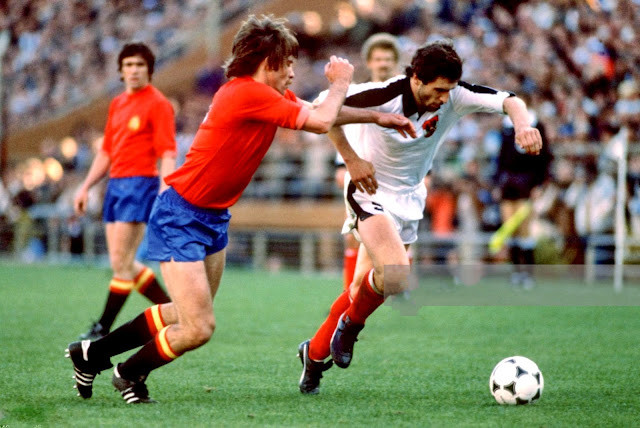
left=401, top=77, right=418, bottom=118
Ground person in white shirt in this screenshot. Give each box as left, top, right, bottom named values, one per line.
left=298, top=39, right=543, bottom=395
left=333, top=33, right=402, bottom=291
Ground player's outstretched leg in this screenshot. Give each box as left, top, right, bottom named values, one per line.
left=112, top=364, right=157, bottom=404
left=331, top=269, right=383, bottom=368
left=297, top=340, right=333, bottom=394
left=330, top=314, right=364, bottom=369
left=65, top=340, right=113, bottom=399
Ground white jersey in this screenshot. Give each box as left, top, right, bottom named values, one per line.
left=321, top=75, right=513, bottom=243
left=343, top=75, right=513, bottom=193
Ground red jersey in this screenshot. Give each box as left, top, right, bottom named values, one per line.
left=165, top=77, right=310, bottom=209
left=102, top=85, right=176, bottom=178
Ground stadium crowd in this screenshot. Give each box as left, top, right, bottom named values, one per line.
left=2, top=0, right=640, bottom=265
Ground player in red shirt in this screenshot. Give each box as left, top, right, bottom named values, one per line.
left=73, top=43, right=176, bottom=341
left=66, top=15, right=416, bottom=404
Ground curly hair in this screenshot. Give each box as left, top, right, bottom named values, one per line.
left=406, top=40, right=462, bottom=84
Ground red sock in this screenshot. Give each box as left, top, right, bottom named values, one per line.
left=309, top=288, right=351, bottom=361
left=345, top=269, right=384, bottom=325
left=343, top=247, right=358, bottom=290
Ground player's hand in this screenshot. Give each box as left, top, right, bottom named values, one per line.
left=324, top=56, right=354, bottom=85
left=73, top=188, right=89, bottom=216
left=376, top=113, right=417, bottom=139
left=345, top=158, right=377, bottom=195
left=515, top=126, right=542, bottom=155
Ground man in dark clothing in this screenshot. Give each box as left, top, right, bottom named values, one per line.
left=495, top=111, right=552, bottom=287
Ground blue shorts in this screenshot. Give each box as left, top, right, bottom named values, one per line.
left=103, top=176, right=159, bottom=223
left=146, top=187, right=231, bottom=262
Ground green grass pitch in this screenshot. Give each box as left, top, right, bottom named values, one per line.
left=1, top=262, right=640, bottom=427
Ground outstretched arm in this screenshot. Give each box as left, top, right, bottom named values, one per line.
left=503, top=96, right=542, bottom=155
left=335, top=106, right=416, bottom=138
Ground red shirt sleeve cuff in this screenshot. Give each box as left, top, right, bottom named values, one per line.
left=295, top=106, right=310, bottom=130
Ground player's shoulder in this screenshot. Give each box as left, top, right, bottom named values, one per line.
left=454, top=81, right=512, bottom=97
left=345, top=75, right=408, bottom=109
left=218, top=77, right=285, bottom=102
left=348, top=75, right=407, bottom=96
left=146, top=85, right=172, bottom=102
left=111, top=90, right=128, bottom=104
left=147, top=84, right=166, bottom=95
left=140, top=85, right=174, bottom=114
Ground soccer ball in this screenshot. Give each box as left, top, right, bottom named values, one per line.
left=489, top=356, right=544, bottom=405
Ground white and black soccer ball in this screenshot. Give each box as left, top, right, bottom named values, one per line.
left=489, top=356, right=544, bottom=405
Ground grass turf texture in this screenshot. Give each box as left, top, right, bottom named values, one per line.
left=1, top=262, right=639, bottom=427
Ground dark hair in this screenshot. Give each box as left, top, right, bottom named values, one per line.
left=223, top=14, right=299, bottom=79
left=361, top=33, right=400, bottom=62
left=118, top=42, right=155, bottom=77
left=407, top=40, right=462, bottom=84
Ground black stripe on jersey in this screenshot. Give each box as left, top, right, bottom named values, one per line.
left=346, top=181, right=376, bottom=222
left=344, top=77, right=409, bottom=109
left=459, top=81, right=516, bottom=97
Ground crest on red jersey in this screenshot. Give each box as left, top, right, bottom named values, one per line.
left=128, top=116, right=141, bottom=131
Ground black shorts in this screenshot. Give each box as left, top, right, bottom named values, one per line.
left=500, top=173, right=537, bottom=201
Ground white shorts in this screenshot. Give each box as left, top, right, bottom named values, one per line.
left=342, top=176, right=426, bottom=245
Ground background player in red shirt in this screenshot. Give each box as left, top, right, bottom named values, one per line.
left=73, top=43, right=176, bottom=340
left=66, top=15, right=415, bottom=404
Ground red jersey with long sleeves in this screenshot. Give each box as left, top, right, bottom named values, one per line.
left=165, top=76, right=309, bottom=209
left=101, top=85, right=176, bottom=178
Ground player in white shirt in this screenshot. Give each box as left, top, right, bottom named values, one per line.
left=298, top=39, right=543, bottom=394
left=333, top=33, right=402, bottom=291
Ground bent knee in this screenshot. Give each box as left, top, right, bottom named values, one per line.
left=184, top=320, right=216, bottom=348
left=109, top=255, right=136, bottom=277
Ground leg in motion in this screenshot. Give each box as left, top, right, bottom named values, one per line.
left=67, top=303, right=178, bottom=399
left=80, top=222, right=147, bottom=339
left=112, top=250, right=225, bottom=403
left=297, top=340, right=333, bottom=394
left=331, top=214, right=410, bottom=368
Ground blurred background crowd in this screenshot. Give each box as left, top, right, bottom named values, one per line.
left=1, top=0, right=639, bottom=267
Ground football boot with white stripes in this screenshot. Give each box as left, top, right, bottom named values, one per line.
left=112, top=364, right=156, bottom=404
left=65, top=340, right=113, bottom=399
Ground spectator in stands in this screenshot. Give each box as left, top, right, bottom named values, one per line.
left=424, top=173, right=457, bottom=265
left=628, top=154, right=640, bottom=239
left=65, top=14, right=416, bottom=404
left=455, top=158, right=493, bottom=267
left=562, top=159, right=593, bottom=264
left=73, top=43, right=175, bottom=341
left=574, top=156, right=617, bottom=265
